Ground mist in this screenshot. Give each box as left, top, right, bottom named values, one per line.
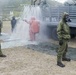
left=0, top=0, right=10, bottom=9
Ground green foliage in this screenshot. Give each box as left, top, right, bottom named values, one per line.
left=65, top=0, right=76, bottom=5
left=47, top=0, right=62, bottom=7
left=13, top=11, right=21, bottom=17
left=6, top=0, right=30, bottom=7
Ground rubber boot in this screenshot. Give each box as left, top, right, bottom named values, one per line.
left=57, top=62, right=65, bottom=67
left=0, top=54, right=6, bottom=57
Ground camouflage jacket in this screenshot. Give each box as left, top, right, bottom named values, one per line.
left=57, top=20, right=70, bottom=40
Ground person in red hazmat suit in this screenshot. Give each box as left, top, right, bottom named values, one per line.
left=24, top=17, right=40, bottom=41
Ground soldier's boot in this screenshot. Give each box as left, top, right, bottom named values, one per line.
left=62, top=58, right=71, bottom=61
left=0, top=54, right=6, bottom=57
left=0, top=48, right=6, bottom=57
left=57, top=51, right=65, bottom=67
left=62, top=53, right=71, bottom=61
left=57, top=62, right=65, bottom=67
left=57, top=55, right=65, bottom=67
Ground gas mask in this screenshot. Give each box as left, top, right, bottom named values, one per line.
left=65, top=15, right=71, bottom=22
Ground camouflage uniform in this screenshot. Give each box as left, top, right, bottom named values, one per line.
left=0, top=44, right=3, bottom=55
left=0, top=43, right=6, bottom=57
left=0, top=20, right=2, bottom=35
left=57, top=13, right=71, bottom=62
left=0, top=20, right=6, bottom=57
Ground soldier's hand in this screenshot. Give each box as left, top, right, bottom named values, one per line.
left=59, top=40, right=63, bottom=45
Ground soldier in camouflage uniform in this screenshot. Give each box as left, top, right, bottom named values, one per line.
left=0, top=20, right=6, bottom=57
left=57, top=12, right=71, bottom=67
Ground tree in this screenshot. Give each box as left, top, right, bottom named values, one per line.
left=73, top=0, right=76, bottom=4
left=46, top=0, right=62, bottom=7
left=64, top=0, right=76, bottom=5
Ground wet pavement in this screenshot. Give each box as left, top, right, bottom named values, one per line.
left=0, top=33, right=76, bottom=61
left=26, top=42, right=76, bottom=61
left=0, top=33, right=38, bottom=49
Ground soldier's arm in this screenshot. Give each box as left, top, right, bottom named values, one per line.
left=23, top=19, right=29, bottom=24
left=62, top=25, right=71, bottom=40
left=57, top=22, right=64, bottom=40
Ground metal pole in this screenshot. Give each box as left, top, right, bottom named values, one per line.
left=31, top=0, right=38, bottom=5
left=34, top=0, right=37, bottom=5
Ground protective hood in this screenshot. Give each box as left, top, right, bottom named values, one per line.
left=62, top=12, right=69, bottom=22
left=31, top=17, right=36, bottom=21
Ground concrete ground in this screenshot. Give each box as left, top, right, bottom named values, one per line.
left=0, top=46, right=76, bottom=75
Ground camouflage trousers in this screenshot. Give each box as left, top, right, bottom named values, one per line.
left=0, top=28, right=2, bottom=34
left=0, top=44, right=3, bottom=55
left=57, top=40, right=68, bottom=62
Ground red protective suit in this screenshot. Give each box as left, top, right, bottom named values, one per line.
left=24, top=17, right=40, bottom=41
left=29, top=17, right=40, bottom=41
